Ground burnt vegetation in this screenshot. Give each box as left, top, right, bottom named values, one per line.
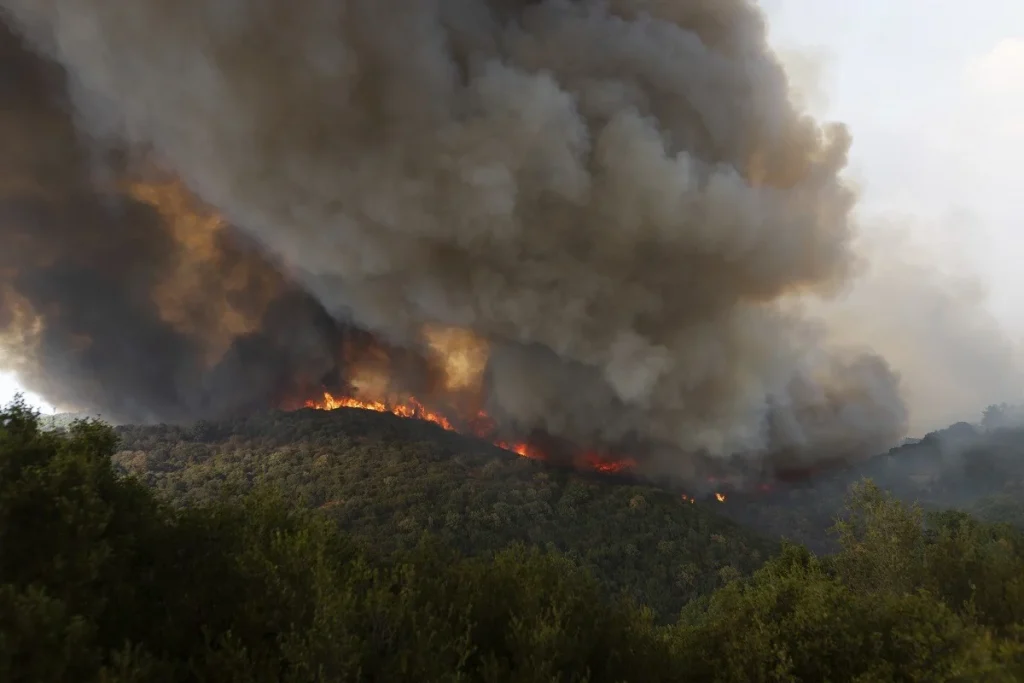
left=2, top=398, right=1024, bottom=681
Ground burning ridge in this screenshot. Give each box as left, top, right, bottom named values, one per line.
left=282, top=323, right=639, bottom=475
left=301, top=390, right=636, bottom=475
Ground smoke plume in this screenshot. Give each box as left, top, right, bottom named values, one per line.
left=0, top=22, right=348, bottom=423
left=0, top=1, right=916, bottom=472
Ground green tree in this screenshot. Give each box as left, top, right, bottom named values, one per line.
left=672, top=543, right=1022, bottom=682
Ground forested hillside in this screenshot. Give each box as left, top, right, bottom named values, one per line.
left=4, top=399, right=1024, bottom=681
left=108, top=404, right=1024, bottom=561
left=111, top=407, right=775, bottom=620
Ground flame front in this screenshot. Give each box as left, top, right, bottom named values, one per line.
left=300, top=387, right=743, bottom=501
left=303, top=390, right=636, bottom=474
left=306, top=391, right=457, bottom=432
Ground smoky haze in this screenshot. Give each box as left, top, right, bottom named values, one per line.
left=819, top=218, right=1024, bottom=437
left=6, top=0, right=1010, bottom=476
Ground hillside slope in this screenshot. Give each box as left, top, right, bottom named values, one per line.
left=108, top=407, right=1024, bottom=611
left=112, top=407, right=775, bottom=620
left=724, top=421, right=1024, bottom=551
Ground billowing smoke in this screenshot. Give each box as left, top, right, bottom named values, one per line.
left=0, top=23, right=349, bottom=423
left=0, top=1, right=914, bottom=472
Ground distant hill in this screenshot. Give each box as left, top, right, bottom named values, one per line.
left=724, top=420, right=1024, bottom=551
left=111, top=407, right=776, bottom=621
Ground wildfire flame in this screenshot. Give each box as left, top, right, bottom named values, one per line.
left=307, top=391, right=458, bottom=432
left=292, top=323, right=727, bottom=490
left=302, top=390, right=636, bottom=475
left=301, top=390, right=733, bottom=495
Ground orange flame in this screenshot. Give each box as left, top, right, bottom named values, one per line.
left=715, top=492, right=727, bottom=503
left=307, top=392, right=457, bottom=431
left=303, top=390, right=635, bottom=474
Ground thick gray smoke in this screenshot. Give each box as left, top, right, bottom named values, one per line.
left=0, top=0, right=910, bottom=468
left=0, top=23, right=348, bottom=423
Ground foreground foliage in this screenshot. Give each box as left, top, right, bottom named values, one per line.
left=3, top=400, right=1024, bottom=681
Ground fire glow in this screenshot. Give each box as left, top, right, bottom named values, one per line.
left=302, top=390, right=726, bottom=501
left=303, top=390, right=637, bottom=475
left=295, top=324, right=724, bottom=499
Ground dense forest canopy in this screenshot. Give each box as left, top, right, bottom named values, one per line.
left=3, top=398, right=1024, bottom=681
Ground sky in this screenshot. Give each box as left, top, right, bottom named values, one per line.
left=763, top=0, right=1024, bottom=324
left=2, top=1, right=1023, bottom=419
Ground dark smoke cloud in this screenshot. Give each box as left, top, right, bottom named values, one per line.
left=0, top=1, right=911, bottom=469
left=0, top=23, right=344, bottom=423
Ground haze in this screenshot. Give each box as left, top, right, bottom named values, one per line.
left=763, top=0, right=1024, bottom=433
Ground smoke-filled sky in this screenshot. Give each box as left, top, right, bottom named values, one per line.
left=762, top=0, right=1024, bottom=431
left=0, top=0, right=1021, bottom=471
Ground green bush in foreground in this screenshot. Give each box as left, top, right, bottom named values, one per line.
left=1, top=398, right=1023, bottom=682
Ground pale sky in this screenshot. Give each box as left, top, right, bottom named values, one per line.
left=763, top=0, right=1024, bottom=326
left=2, top=1, right=1023, bottom=420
